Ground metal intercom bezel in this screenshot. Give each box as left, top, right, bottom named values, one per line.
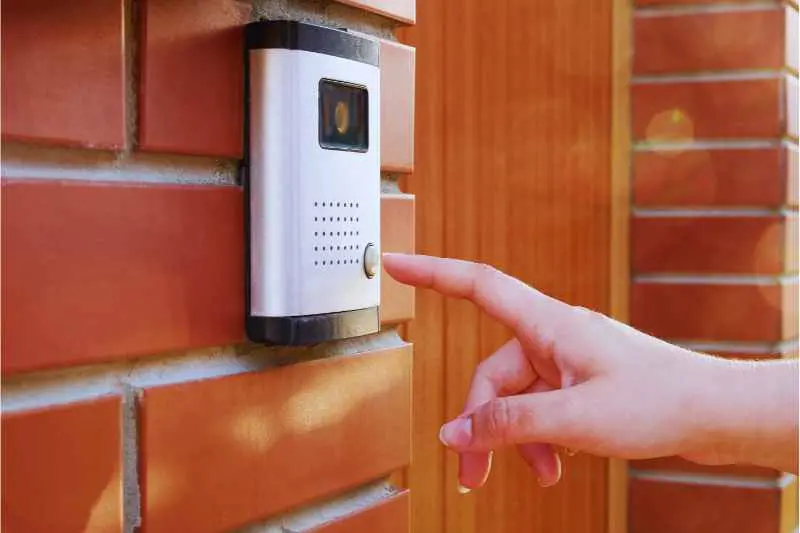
left=242, top=20, right=381, bottom=346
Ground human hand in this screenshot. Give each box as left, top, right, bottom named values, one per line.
left=382, top=253, right=753, bottom=490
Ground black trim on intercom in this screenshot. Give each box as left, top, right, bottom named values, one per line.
left=247, top=307, right=380, bottom=346
left=245, top=20, right=379, bottom=67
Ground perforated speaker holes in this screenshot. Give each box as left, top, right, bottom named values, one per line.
left=312, top=200, right=363, bottom=268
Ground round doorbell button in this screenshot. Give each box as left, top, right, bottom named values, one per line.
left=363, top=243, right=379, bottom=278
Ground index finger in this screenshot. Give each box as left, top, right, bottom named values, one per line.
left=382, top=253, right=572, bottom=351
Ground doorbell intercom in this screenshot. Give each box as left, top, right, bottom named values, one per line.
left=243, top=20, right=381, bottom=346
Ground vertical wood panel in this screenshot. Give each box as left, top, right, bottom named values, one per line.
left=399, top=0, right=614, bottom=529
left=397, top=0, right=446, bottom=528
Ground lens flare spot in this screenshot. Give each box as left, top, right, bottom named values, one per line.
left=645, top=108, right=694, bottom=145
left=230, top=408, right=278, bottom=453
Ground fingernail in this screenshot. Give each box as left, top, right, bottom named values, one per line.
left=439, top=417, right=473, bottom=448
left=537, top=477, right=557, bottom=488
left=457, top=484, right=472, bottom=494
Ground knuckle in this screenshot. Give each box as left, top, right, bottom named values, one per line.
left=484, top=398, right=512, bottom=442
left=475, top=262, right=501, bottom=285
left=571, top=305, right=605, bottom=326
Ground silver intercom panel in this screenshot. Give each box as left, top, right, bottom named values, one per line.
left=244, top=20, right=381, bottom=345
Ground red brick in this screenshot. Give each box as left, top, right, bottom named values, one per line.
left=333, top=0, right=415, bottom=23
left=635, top=0, right=781, bottom=4
left=630, top=476, right=792, bottom=533
left=633, top=456, right=782, bottom=478
left=630, top=282, right=788, bottom=342
left=1, top=180, right=416, bottom=374
left=632, top=215, right=791, bottom=274
left=1, top=396, right=122, bottom=532
left=140, top=346, right=412, bottom=533
left=633, top=147, right=785, bottom=207
left=1, top=180, right=243, bottom=374
left=381, top=195, right=415, bottom=323
left=1, top=0, right=125, bottom=148
left=308, top=491, right=409, bottom=533
left=632, top=79, right=782, bottom=141
left=139, top=0, right=250, bottom=156
left=634, top=10, right=785, bottom=74
left=381, top=40, right=416, bottom=172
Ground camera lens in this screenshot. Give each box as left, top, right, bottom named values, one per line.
left=319, top=79, right=368, bottom=152
left=334, top=101, right=349, bottom=134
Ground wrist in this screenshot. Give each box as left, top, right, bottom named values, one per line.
left=682, top=356, right=798, bottom=472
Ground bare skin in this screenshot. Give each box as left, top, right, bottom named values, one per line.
left=382, top=253, right=799, bottom=490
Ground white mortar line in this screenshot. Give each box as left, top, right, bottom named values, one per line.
left=1, top=142, right=240, bottom=185
left=1, top=330, right=406, bottom=413
left=633, top=139, right=781, bottom=151
left=633, top=274, right=799, bottom=285
left=632, top=71, right=782, bottom=84
left=635, top=2, right=781, bottom=17
left=236, top=481, right=399, bottom=533
left=633, top=207, right=795, bottom=217
left=678, top=338, right=800, bottom=355
left=629, top=469, right=794, bottom=489
left=121, top=385, right=141, bottom=533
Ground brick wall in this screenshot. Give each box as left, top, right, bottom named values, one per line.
left=629, top=0, right=799, bottom=532
left=1, top=1, right=416, bottom=531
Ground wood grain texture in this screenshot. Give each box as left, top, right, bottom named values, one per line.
left=140, top=346, right=412, bottom=533
left=1, top=181, right=415, bottom=374
left=397, top=0, right=446, bottom=526
left=307, top=491, right=409, bottom=533
left=398, top=0, right=613, bottom=529
left=610, top=0, right=633, bottom=528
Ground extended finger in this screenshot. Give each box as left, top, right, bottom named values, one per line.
left=382, top=254, right=572, bottom=352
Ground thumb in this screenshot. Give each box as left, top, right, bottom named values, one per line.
left=439, top=389, right=583, bottom=452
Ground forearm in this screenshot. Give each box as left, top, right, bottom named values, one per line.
left=693, top=357, right=799, bottom=473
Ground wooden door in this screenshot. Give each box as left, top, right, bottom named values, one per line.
left=397, top=0, right=628, bottom=531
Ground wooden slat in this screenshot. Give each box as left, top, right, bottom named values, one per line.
left=1, top=181, right=415, bottom=374
left=398, top=0, right=613, bottom=529
left=140, top=345, right=412, bottom=533
left=610, top=0, right=633, bottom=527
left=307, top=491, right=410, bottom=533
left=397, top=1, right=447, bottom=528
